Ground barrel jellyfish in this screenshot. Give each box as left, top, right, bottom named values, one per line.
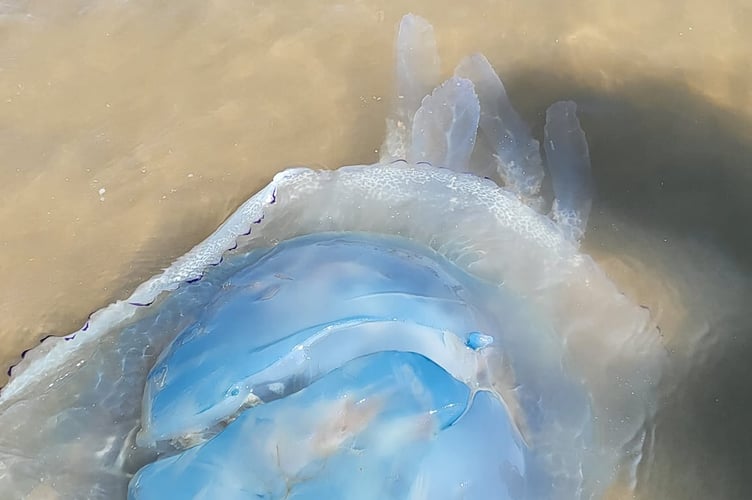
left=0, top=14, right=665, bottom=500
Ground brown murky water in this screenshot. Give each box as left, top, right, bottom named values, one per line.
left=1, top=1, right=751, bottom=498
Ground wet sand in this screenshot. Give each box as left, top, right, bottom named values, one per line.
left=1, top=1, right=751, bottom=498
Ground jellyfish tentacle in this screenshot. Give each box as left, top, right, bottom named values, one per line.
left=407, top=77, right=481, bottom=170
left=454, top=53, right=545, bottom=202
left=380, top=14, right=441, bottom=163
left=543, top=101, right=593, bottom=243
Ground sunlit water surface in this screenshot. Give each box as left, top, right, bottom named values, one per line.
left=1, top=1, right=751, bottom=499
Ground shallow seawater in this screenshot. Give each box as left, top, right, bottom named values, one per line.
left=1, top=1, right=752, bottom=499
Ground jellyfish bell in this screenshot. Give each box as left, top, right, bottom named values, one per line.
left=0, top=13, right=664, bottom=500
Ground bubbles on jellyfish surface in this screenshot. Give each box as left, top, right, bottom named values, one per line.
left=0, top=13, right=664, bottom=500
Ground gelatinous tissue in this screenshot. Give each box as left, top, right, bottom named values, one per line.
left=0, top=14, right=664, bottom=500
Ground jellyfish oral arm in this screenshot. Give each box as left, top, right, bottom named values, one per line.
left=454, top=53, right=545, bottom=200
left=380, top=14, right=593, bottom=245
left=544, top=100, right=593, bottom=242
left=380, top=14, right=441, bottom=163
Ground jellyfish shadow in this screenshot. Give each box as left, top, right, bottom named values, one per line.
left=492, top=70, right=752, bottom=500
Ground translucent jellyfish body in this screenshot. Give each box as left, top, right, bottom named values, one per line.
left=0, top=14, right=664, bottom=500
